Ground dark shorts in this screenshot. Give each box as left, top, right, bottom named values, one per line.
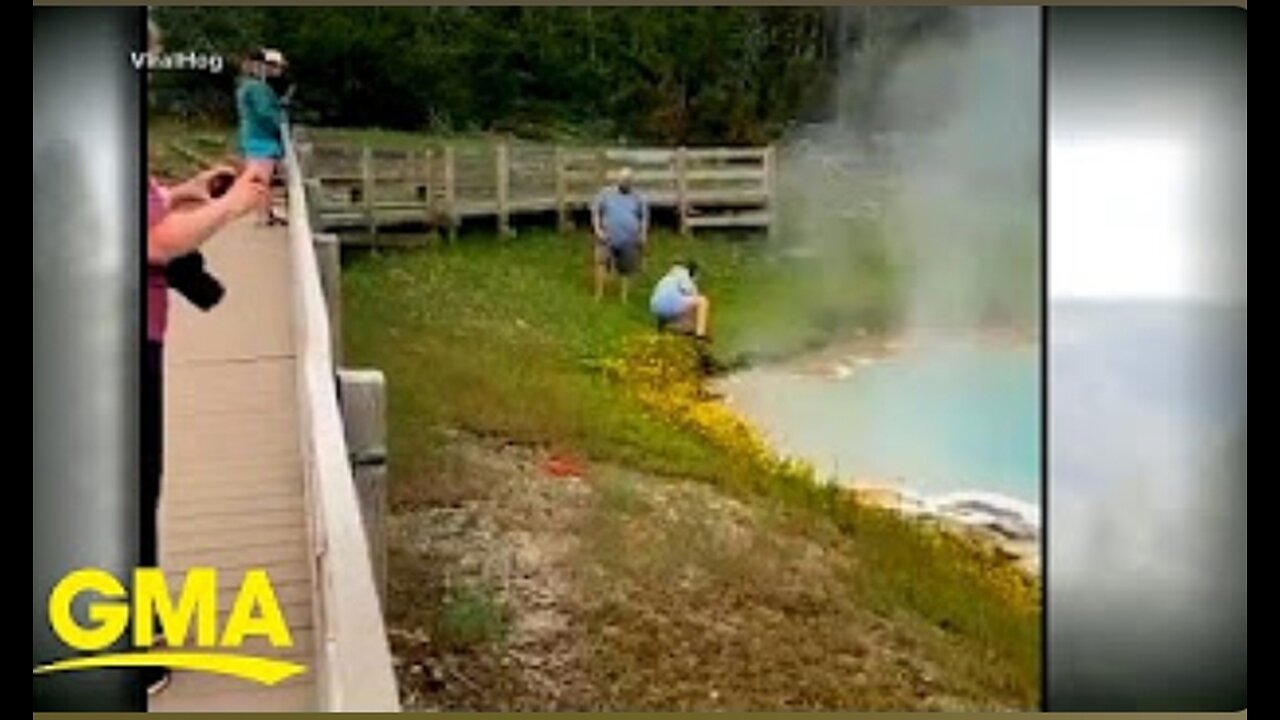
left=597, top=241, right=641, bottom=276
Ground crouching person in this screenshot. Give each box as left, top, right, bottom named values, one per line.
left=649, top=261, right=710, bottom=339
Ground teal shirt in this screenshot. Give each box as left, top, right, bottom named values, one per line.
left=236, top=78, right=283, bottom=159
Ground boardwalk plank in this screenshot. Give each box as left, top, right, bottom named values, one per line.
left=154, top=219, right=317, bottom=711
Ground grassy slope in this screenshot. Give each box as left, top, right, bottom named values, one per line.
left=346, top=231, right=762, bottom=482
left=343, top=229, right=1039, bottom=707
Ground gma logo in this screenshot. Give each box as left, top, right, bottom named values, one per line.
left=33, top=568, right=306, bottom=685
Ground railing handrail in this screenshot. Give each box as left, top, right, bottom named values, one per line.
left=297, top=135, right=776, bottom=237
left=283, top=122, right=399, bottom=711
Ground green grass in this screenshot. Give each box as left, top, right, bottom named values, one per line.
left=342, top=228, right=895, bottom=486
left=148, top=118, right=237, bottom=180
left=344, top=230, right=730, bottom=486
left=437, top=585, right=510, bottom=651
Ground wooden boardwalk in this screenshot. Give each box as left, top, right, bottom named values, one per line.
left=141, top=127, right=399, bottom=711
left=297, top=137, right=776, bottom=238
left=151, top=218, right=317, bottom=711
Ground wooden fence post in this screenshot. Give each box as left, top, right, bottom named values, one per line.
left=297, top=141, right=314, bottom=179
left=360, top=145, right=375, bottom=236
left=496, top=140, right=511, bottom=237
left=554, top=146, right=569, bottom=233
left=422, top=148, right=435, bottom=233
left=304, top=178, right=325, bottom=231
left=676, top=146, right=690, bottom=236
left=596, top=146, right=609, bottom=187
left=337, top=369, right=387, bottom=608
left=443, top=144, right=457, bottom=242
left=762, top=144, right=777, bottom=239
left=314, top=232, right=343, bottom=365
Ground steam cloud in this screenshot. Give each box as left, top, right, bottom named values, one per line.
left=775, top=7, right=1041, bottom=341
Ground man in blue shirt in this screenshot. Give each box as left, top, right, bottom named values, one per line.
left=591, top=166, right=648, bottom=302
left=650, top=261, right=711, bottom=339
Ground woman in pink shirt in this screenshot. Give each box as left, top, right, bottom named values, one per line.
left=142, top=168, right=265, bottom=688
left=144, top=169, right=265, bottom=557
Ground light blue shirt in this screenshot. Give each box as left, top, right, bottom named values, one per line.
left=593, top=187, right=647, bottom=247
left=650, top=265, right=698, bottom=319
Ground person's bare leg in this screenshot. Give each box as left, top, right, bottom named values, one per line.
left=246, top=160, right=276, bottom=226
left=259, top=175, right=272, bottom=223
left=593, top=242, right=608, bottom=300
left=694, top=295, right=710, bottom=337
left=620, top=276, right=630, bottom=304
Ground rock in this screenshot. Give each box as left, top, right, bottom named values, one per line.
left=929, top=492, right=1040, bottom=542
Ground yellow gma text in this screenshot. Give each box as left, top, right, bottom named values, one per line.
left=34, top=567, right=306, bottom=685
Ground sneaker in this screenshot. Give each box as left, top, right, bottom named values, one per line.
left=144, top=666, right=171, bottom=697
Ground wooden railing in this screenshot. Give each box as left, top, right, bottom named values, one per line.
left=295, top=133, right=775, bottom=238
left=283, top=125, right=399, bottom=711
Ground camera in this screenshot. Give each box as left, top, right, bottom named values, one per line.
left=206, top=169, right=236, bottom=199
left=164, top=251, right=224, bottom=311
